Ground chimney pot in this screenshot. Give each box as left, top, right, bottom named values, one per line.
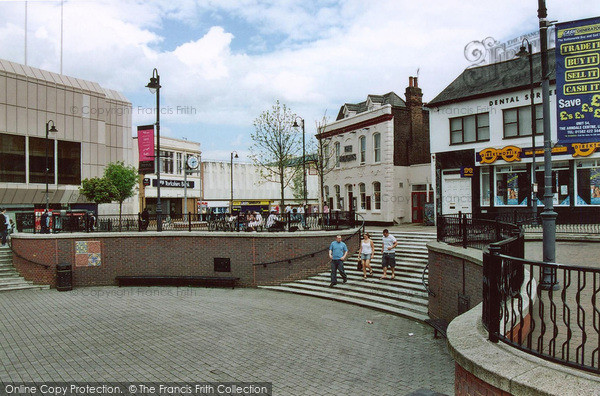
left=414, top=77, right=418, bottom=88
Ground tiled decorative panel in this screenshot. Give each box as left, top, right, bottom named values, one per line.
left=75, top=241, right=102, bottom=267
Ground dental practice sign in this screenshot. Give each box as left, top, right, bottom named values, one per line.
left=556, top=17, right=600, bottom=143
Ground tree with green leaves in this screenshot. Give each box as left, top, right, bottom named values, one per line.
left=249, top=100, right=303, bottom=206
left=104, top=161, right=138, bottom=222
left=79, top=161, right=137, bottom=230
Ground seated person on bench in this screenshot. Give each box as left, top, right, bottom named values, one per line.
left=266, top=211, right=284, bottom=231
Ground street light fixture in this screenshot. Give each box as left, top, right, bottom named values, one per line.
left=45, top=120, right=58, bottom=211
left=515, top=38, right=538, bottom=218
left=230, top=151, right=238, bottom=214
left=293, top=117, right=307, bottom=206
left=146, top=68, right=162, bottom=231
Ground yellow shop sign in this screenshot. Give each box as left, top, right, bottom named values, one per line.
left=572, top=142, right=600, bottom=157
left=478, top=146, right=522, bottom=164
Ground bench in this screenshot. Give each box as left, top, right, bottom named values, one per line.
left=115, top=276, right=240, bottom=289
left=425, top=318, right=449, bottom=339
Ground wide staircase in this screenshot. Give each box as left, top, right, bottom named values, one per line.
left=260, top=231, right=436, bottom=322
left=0, top=245, right=49, bottom=292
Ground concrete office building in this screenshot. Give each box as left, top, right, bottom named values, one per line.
left=0, top=58, right=135, bottom=219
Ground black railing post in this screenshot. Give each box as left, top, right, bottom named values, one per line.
left=188, top=212, right=192, bottom=232
left=85, top=212, right=90, bottom=233
left=484, top=244, right=502, bottom=343
left=495, top=219, right=501, bottom=242
left=460, top=211, right=468, bottom=248
left=138, top=213, right=142, bottom=232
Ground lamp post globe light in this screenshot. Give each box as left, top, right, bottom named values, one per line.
left=515, top=38, right=538, bottom=217
left=146, top=68, right=162, bottom=231
left=45, top=120, right=58, bottom=211
left=292, top=117, right=307, bottom=205
left=230, top=151, right=238, bottom=215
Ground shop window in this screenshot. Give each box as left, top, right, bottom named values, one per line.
left=176, top=153, right=183, bottom=174
left=359, top=136, right=366, bottom=164
left=576, top=159, right=600, bottom=205
left=480, top=167, right=491, bottom=206
left=503, top=104, right=543, bottom=138
left=373, top=133, right=381, bottom=163
left=57, top=141, right=81, bottom=185
left=534, top=162, right=570, bottom=206
left=359, top=183, right=366, bottom=210
left=29, top=137, right=54, bottom=184
left=0, top=133, right=26, bottom=183
left=450, top=113, right=490, bottom=144
left=495, top=165, right=528, bottom=206
left=373, top=181, right=381, bottom=210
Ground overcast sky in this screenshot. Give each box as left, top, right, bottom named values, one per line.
left=0, top=0, right=594, bottom=160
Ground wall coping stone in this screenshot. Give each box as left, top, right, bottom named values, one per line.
left=12, top=228, right=360, bottom=240
left=426, top=241, right=483, bottom=266
left=447, top=303, right=600, bottom=396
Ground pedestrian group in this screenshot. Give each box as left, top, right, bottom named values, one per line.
left=329, top=228, right=398, bottom=287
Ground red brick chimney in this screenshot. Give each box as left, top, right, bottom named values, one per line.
left=404, top=76, right=428, bottom=165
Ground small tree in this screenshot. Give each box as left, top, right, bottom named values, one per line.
left=104, top=161, right=138, bottom=223
left=249, top=100, right=303, bottom=206
left=79, top=161, right=137, bottom=230
left=79, top=177, right=118, bottom=205
left=314, top=114, right=336, bottom=210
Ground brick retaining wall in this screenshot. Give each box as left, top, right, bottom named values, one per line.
left=11, top=230, right=360, bottom=288
left=427, top=242, right=483, bottom=325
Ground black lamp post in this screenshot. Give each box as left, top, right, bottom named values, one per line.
left=230, top=151, right=238, bottom=214
left=515, top=38, right=538, bottom=217
left=45, top=120, right=58, bottom=211
left=537, top=0, right=559, bottom=290
left=146, top=68, right=162, bottom=231
left=293, top=117, right=307, bottom=205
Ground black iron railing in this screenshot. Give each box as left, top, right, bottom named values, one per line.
left=15, top=211, right=358, bottom=234
left=483, top=249, right=600, bottom=374
left=437, top=213, right=600, bottom=374
left=436, top=212, right=519, bottom=250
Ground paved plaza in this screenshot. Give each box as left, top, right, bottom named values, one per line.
left=0, top=287, right=454, bottom=395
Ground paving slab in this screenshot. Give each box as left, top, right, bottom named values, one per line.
left=0, top=287, right=454, bottom=395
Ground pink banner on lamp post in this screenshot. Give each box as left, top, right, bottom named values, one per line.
left=137, top=125, right=155, bottom=174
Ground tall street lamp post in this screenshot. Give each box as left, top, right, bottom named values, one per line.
left=230, top=151, right=238, bottom=214
left=45, top=120, right=58, bottom=211
left=146, top=68, right=162, bottom=231
left=515, top=38, right=538, bottom=218
left=293, top=117, right=307, bottom=205
left=537, top=0, right=559, bottom=290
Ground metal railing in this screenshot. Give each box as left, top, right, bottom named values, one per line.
left=437, top=213, right=600, bottom=373
left=15, top=211, right=358, bottom=234
left=483, top=209, right=600, bottom=234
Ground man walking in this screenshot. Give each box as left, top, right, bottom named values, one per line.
left=328, top=234, right=348, bottom=287
left=380, top=229, right=398, bottom=279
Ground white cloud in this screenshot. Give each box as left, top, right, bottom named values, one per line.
left=0, top=0, right=595, bottom=159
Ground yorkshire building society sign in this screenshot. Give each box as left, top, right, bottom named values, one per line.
left=555, top=17, right=600, bottom=143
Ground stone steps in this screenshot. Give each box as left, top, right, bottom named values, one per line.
left=0, top=246, right=50, bottom=292
left=261, top=230, right=435, bottom=323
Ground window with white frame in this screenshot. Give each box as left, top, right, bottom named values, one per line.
left=503, top=104, right=543, bottom=138
left=373, top=181, right=381, bottom=210
left=373, top=133, right=381, bottom=163
left=576, top=160, right=600, bottom=206
left=176, top=152, right=183, bottom=174
left=450, top=113, right=490, bottom=144
left=534, top=161, right=570, bottom=206
left=359, top=183, right=366, bottom=210
left=359, top=136, right=366, bottom=163
left=480, top=167, right=491, bottom=206
left=334, top=185, right=341, bottom=209
left=495, top=165, right=528, bottom=206
left=335, top=142, right=341, bottom=167
left=324, top=185, right=330, bottom=205
left=346, top=184, right=353, bottom=210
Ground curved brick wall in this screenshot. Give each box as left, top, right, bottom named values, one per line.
left=11, top=229, right=360, bottom=288
left=427, top=241, right=483, bottom=324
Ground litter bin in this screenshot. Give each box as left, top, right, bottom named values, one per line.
left=56, top=262, right=73, bottom=291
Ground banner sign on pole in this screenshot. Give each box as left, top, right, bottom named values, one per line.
left=555, top=17, right=600, bottom=143
left=137, top=125, right=155, bottom=174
